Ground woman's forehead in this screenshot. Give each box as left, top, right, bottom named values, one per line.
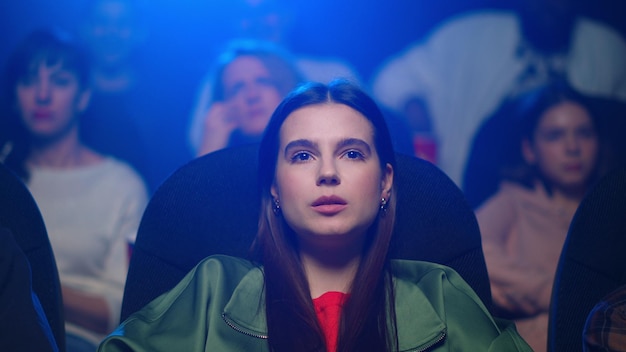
left=25, top=56, right=69, bottom=74
left=538, top=101, right=592, bottom=128
left=279, top=103, right=374, bottom=144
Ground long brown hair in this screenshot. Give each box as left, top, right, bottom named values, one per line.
left=250, top=80, right=399, bottom=351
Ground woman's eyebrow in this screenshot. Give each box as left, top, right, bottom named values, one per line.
left=337, top=138, right=372, bottom=155
left=283, top=138, right=372, bottom=156
left=50, top=69, right=75, bottom=77
left=283, top=139, right=317, bottom=156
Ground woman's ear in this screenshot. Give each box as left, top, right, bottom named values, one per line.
left=270, top=182, right=279, bottom=200
left=521, top=138, right=536, bottom=165
left=76, top=89, right=92, bottom=114
left=380, top=163, right=394, bottom=199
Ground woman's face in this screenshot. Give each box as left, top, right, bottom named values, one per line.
left=271, top=103, right=393, bottom=250
left=16, top=62, right=90, bottom=140
left=522, top=101, right=599, bottom=190
left=221, top=55, right=283, bottom=136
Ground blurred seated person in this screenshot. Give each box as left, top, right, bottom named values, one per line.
left=227, top=0, right=362, bottom=85
left=188, top=0, right=363, bottom=155
left=372, top=0, right=626, bottom=186
left=189, top=39, right=304, bottom=156
left=0, top=227, right=58, bottom=352
left=1, top=28, right=148, bottom=351
left=78, top=0, right=155, bottom=189
left=475, top=83, right=606, bottom=352
left=584, top=284, right=626, bottom=352
left=80, top=0, right=147, bottom=94
left=79, top=0, right=193, bottom=192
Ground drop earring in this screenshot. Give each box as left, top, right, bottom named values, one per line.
left=272, top=198, right=281, bottom=216
left=380, top=197, right=389, bottom=216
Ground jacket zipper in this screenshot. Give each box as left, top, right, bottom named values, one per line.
left=408, top=329, right=446, bottom=352
left=221, top=312, right=268, bottom=339
left=222, top=313, right=446, bottom=350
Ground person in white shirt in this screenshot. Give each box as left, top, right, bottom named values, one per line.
left=2, top=27, right=148, bottom=351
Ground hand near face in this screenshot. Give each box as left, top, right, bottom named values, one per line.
left=197, top=101, right=238, bottom=156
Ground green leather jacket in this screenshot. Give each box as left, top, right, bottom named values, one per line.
left=99, top=255, right=532, bottom=351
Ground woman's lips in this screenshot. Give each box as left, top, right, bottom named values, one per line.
left=33, top=110, right=52, bottom=119
left=312, top=195, right=347, bottom=215
left=564, top=164, right=583, bottom=172
left=247, top=108, right=267, bottom=120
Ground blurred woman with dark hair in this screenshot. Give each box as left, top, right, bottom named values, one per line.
left=1, top=27, right=148, bottom=351
left=476, top=82, right=604, bottom=352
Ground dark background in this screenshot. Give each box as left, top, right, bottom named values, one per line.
left=2, top=0, right=624, bottom=86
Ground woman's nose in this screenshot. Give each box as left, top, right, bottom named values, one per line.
left=565, top=134, right=581, bottom=154
left=243, top=84, right=262, bottom=102
left=316, top=159, right=341, bottom=186
left=35, top=81, right=51, bottom=104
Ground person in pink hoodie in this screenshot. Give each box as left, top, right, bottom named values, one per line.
left=476, top=82, right=605, bottom=352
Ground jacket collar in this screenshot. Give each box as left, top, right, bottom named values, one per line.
left=222, top=261, right=447, bottom=351
left=393, top=274, right=447, bottom=351
left=221, top=267, right=268, bottom=339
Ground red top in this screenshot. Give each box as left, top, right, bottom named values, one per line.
left=313, top=291, right=350, bottom=352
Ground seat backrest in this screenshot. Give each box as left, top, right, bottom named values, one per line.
left=0, top=162, right=65, bottom=352
left=120, top=144, right=491, bottom=321
left=548, top=164, right=626, bottom=352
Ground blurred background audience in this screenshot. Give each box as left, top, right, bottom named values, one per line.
left=224, top=0, right=362, bottom=86
left=2, top=0, right=623, bottom=185
left=1, top=1, right=625, bottom=350
left=371, top=0, right=626, bottom=186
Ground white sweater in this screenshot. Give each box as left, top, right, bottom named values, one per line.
left=28, top=157, right=149, bottom=344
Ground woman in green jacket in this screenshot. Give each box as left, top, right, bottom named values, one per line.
left=99, top=81, right=532, bottom=351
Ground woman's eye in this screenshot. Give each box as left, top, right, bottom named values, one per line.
left=291, top=152, right=312, bottom=162
left=224, top=83, right=243, bottom=99
left=577, top=127, right=596, bottom=139
left=18, top=76, right=37, bottom=86
left=52, top=77, right=71, bottom=87
left=51, top=71, right=77, bottom=87
left=541, top=130, right=563, bottom=142
left=256, top=77, right=276, bottom=88
left=345, top=150, right=365, bottom=160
